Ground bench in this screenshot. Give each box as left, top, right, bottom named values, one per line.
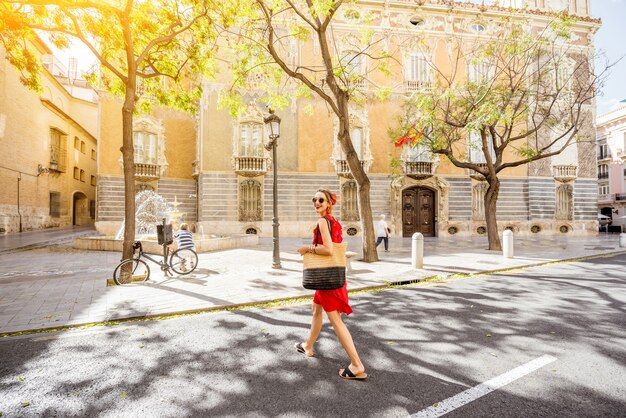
left=345, top=251, right=358, bottom=275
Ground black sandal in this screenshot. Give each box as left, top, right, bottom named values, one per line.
left=339, top=365, right=368, bottom=380
left=294, top=342, right=314, bottom=357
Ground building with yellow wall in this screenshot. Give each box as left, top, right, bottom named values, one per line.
left=95, top=95, right=198, bottom=237
left=191, top=0, right=599, bottom=239
left=0, top=38, right=98, bottom=234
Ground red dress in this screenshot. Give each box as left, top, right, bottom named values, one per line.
left=312, top=215, right=352, bottom=315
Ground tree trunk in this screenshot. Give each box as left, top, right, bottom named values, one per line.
left=336, top=97, right=378, bottom=262
left=121, top=83, right=137, bottom=260
left=484, top=177, right=502, bottom=251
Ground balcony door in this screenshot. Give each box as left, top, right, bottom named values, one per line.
left=402, top=187, right=435, bottom=237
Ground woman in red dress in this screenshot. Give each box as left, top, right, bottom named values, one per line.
left=295, top=189, right=367, bottom=380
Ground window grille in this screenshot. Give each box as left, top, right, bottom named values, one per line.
left=50, top=192, right=61, bottom=217
left=472, top=183, right=487, bottom=220
left=341, top=181, right=360, bottom=222
left=89, top=199, right=96, bottom=218
left=555, top=184, right=573, bottom=220
left=239, top=179, right=262, bottom=221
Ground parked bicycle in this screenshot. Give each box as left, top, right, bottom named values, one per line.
left=113, top=241, right=198, bottom=285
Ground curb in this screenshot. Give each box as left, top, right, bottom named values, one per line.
left=1, top=249, right=624, bottom=339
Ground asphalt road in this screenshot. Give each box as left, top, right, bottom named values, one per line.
left=1, top=253, right=625, bottom=417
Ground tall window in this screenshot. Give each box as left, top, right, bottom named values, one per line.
left=554, top=58, right=574, bottom=92
left=74, top=136, right=80, bottom=149
left=50, top=128, right=66, bottom=172
left=469, top=132, right=495, bottom=163
left=598, top=143, right=608, bottom=159
left=239, top=123, right=264, bottom=157
left=468, top=61, right=492, bottom=83
left=80, top=141, right=85, bottom=153
left=133, top=131, right=158, bottom=164
left=73, top=167, right=80, bottom=180
left=341, top=51, right=364, bottom=77
left=239, top=179, right=262, bottom=221
left=598, top=164, right=609, bottom=180
left=341, top=181, right=359, bottom=221
left=406, top=53, right=431, bottom=87
left=598, top=185, right=609, bottom=196
left=351, top=127, right=364, bottom=159
left=405, top=141, right=432, bottom=162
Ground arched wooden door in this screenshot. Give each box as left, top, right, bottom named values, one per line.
left=402, top=187, right=435, bottom=237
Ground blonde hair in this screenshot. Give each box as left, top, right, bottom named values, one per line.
left=179, top=223, right=189, bottom=230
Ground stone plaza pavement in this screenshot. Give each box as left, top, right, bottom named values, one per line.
left=0, top=227, right=624, bottom=335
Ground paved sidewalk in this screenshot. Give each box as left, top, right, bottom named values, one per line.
left=0, top=226, right=94, bottom=253
left=0, top=232, right=624, bottom=335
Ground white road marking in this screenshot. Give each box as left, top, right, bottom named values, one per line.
left=410, top=354, right=557, bottom=418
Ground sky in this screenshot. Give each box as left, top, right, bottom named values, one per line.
left=593, top=0, right=626, bottom=115
left=50, top=0, right=626, bottom=116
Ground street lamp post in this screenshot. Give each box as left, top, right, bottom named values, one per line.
left=264, top=109, right=282, bottom=269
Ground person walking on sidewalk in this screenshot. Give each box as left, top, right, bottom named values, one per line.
left=295, top=189, right=367, bottom=380
left=375, top=214, right=390, bottom=252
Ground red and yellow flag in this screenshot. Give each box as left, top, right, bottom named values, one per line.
left=394, top=125, right=425, bottom=147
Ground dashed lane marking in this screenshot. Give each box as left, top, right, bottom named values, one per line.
left=410, top=355, right=557, bottom=418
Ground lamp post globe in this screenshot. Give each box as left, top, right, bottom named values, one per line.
left=264, top=109, right=282, bottom=269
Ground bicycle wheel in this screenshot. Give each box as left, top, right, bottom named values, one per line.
left=170, top=248, right=198, bottom=275
left=113, top=259, right=150, bottom=285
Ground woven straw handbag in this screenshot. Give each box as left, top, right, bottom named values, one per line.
left=302, top=219, right=347, bottom=290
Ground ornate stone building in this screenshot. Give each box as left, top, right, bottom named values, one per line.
left=92, top=0, right=600, bottom=239
left=191, top=0, right=599, bottom=238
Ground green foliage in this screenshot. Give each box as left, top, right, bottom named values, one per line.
left=1, top=0, right=216, bottom=116
left=394, top=11, right=591, bottom=172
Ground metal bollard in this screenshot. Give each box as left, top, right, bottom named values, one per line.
left=620, top=233, right=626, bottom=248
left=412, top=232, right=424, bottom=269
left=503, top=230, right=514, bottom=258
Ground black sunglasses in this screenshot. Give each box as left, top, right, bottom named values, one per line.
left=312, top=197, right=325, bottom=204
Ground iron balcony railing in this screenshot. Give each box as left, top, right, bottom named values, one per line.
left=616, top=193, right=626, bottom=201
left=598, top=172, right=609, bottom=180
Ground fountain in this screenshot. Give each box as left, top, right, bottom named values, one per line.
left=74, top=191, right=258, bottom=254
left=114, top=191, right=173, bottom=240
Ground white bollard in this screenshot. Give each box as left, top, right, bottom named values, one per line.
left=620, top=233, right=626, bottom=248
left=503, top=229, right=514, bottom=258
left=412, top=232, right=424, bottom=269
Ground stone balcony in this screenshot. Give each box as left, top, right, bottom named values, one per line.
left=618, top=149, right=626, bottom=161
left=552, top=165, right=578, bottom=182
left=403, top=161, right=435, bottom=179
left=598, top=194, right=615, bottom=204
left=334, top=159, right=369, bottom=178
left=404, top=80, right=431, bottom=93
left=135, top=163, right=160, bottom=182
left=234, top=156, right=269, bottom=177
